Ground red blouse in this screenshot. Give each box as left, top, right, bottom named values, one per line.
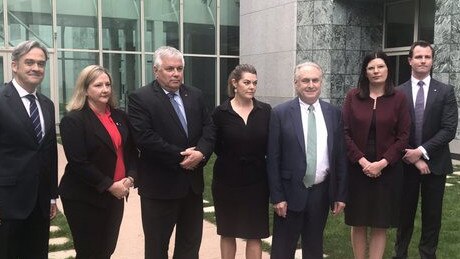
left=93, top=108, right=126, bottom=181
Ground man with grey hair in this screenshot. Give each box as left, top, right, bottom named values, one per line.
left=267, top=61, right=348, bottom=258
left=0, top=40, right=58, bottom=258
left=128, top=46, right=214, bottom=259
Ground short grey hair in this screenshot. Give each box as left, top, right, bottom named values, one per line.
left=11, top=40, right=49, bottom=62
left=153, top=46, right=184, bottom=68
left=294, top=61, right=323, bottom=81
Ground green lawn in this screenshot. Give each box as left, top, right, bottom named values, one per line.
left=52, top=155, right=460, bottom=258
left=203, top=155, right=460, bottom=258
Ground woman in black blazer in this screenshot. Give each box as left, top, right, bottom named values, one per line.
left=59, top=65, right=137, bottom=259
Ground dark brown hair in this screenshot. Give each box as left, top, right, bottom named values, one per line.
left=357, top=51, right=395, bottom=98
left=227, top=64, right=257, bottom=97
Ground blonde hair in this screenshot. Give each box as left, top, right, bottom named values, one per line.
left=66, top=65, right=116, bottom=111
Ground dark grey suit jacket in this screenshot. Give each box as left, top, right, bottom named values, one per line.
left=128, top=80, right=215, bottom=199
left=399, top=78, right=458, bottom=175
left=0, top=81, right=57, bottom=220
left=267, top=98, right=348, bottom=212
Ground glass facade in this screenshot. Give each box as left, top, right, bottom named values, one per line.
left=0, top=0, right=239, bottom=120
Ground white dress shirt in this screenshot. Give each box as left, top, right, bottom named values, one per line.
left=299, top=99, right=329, bottom=184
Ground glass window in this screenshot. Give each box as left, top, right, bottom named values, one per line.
left=144, top=0, right=179, bottom=52
left=8, top=0, right=53, bottom=47
left=220, top=0, right=239, bottom=56
left=385, top=0, right=415, bottom=48
left=184, top=56, right=216, bottom=109
left=388, top=55, right=411, bottom=85
left=145, top=53, right=155, bottom=85
left=219, top=58, right=239, bottom=104
left=58, top=51, right=98, bottom=118
left=419, top=0, right=435, bottom=43
left=37, top=62, right=51, bottom=99
left=103, top=53, right=141, bottom=109
left=184, top=0, right=216, bottom=55
left=102, top=0, right=141, bottom=51
left=57, top=0, right=98, bottom=49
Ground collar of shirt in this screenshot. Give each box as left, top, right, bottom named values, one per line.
left=12, top=78, right=45, bottom=136
left=12, top=78, right=38, bottom=98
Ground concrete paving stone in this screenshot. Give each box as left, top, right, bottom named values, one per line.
left=48, top=249, right=76, bottom=259
left=453, top=171, right=460, bottom=176
left=446, top=175, right=453, bottom=179
left=203, top=199, right=210, bottom=204
left=49, top=237, right=69, bottom=246
left=445, top=183, right=454, bottom=187
left=50, top=225, right=60, bottom=232
left=203, top=206, right=215, bottom=213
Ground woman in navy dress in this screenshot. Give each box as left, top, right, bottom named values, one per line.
left=212, top=64, right=271, bottom=259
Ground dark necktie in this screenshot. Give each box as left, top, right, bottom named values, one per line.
left=25, top=94, right=43, bottom=143
left=303, top=105, right=316, bottom=188
left=167, top=92, right=188, bottom=136
left=414, top=81, right=425, bottom=146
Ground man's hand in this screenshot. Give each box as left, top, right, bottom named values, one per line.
left=414, top=159, right=430, bottom=175
left=403, top=148, right=423, bottom=164
left=180, top=147, right=204, bottom=170
left=273, top=201, right=288, bottom=218
left=332, top=201, right=345, bottom=215
left=50, top=203, right=57, bottom=220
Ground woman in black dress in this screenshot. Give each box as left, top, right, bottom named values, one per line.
left=342, top=52, right=410, bottom=259
left=212, top=64, right=271, bottom=259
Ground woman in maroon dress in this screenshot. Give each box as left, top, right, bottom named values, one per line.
left=342, top=52, right=410, bottom=259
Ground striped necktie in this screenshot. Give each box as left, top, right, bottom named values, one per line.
left=25, top=94, right=43, bottom=143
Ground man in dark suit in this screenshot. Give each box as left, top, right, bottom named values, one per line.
left=394, top=41, right=458, bottom=259
left=128, top=46, right=214, bottom=259
left=267, top=62, right=348, bottom=259
left=0, top=40, right=58, bottom=258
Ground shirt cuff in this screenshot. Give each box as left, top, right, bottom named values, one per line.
left=50, top=199, right=56, bottom=204
left=418, top=146, right=430, bottom=160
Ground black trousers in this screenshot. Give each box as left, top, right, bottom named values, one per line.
left=141, top=190, right=203, bottom=259
left=270, top=180, right=330, bottom=259
left=394, top=164, right=446, bottom=259
left=62, top=198, right=124, bottom=259
left=0, top=201, right=50, bottom=259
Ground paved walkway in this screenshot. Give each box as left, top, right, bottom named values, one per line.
left=57, top=144, right=270, bottom=258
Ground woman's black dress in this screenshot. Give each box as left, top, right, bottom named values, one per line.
left=211, top=98, right=271, bottom=239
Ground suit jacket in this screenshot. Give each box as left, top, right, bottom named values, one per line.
left=128, top=80, right=215, bottom=199
left=342, top=88, right=410, bottom=165
left=58, top=104, right=137, bottom=208
left=0, top=81, right=57, bottom=220
left=267, top=98, right=348, bottom=212
left=399, top=79, right=458, bottom=175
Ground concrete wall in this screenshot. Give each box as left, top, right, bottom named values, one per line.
left=240, top=0, right=383, bottom=107
left=239, top=1, right=297, bottom=106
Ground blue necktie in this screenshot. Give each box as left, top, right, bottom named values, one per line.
left=167, top=92, right=188, bottom=136
left=25, top=94, right=43, bottom=143
left=303, top=105, right=316, bottom=188
left=414, top=81, right=425, bottom=146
